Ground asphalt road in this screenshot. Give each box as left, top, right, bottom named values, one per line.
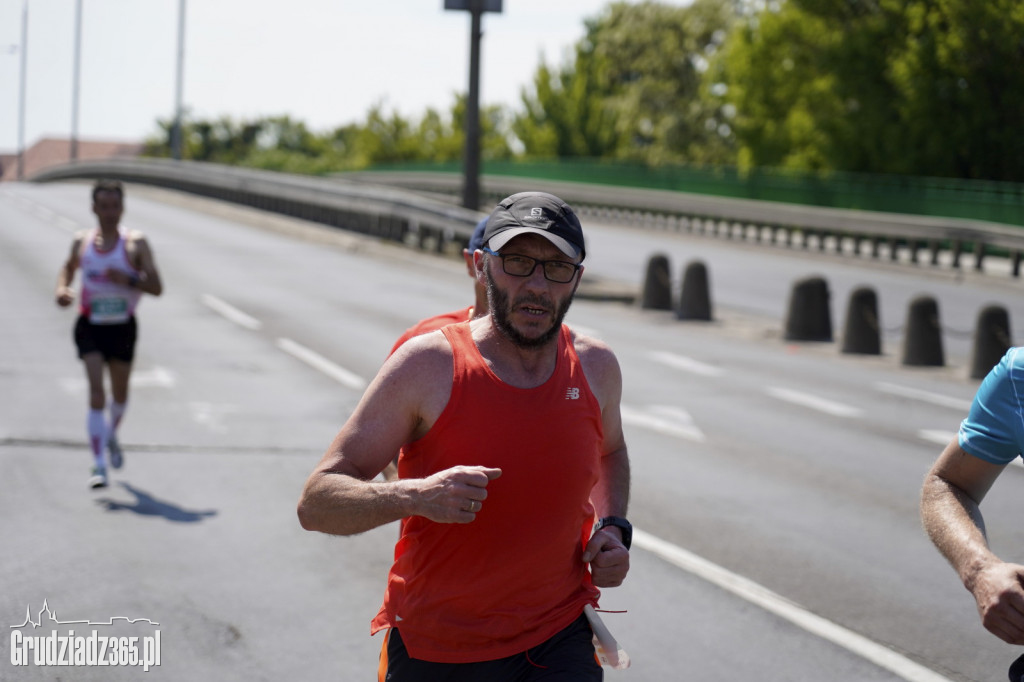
left=2, top=181, right=1023, bottom=681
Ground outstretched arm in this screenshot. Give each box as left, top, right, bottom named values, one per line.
left=921, top=438, right=1024, bottom=643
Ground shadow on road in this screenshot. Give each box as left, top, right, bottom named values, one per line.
left=95, top=482, right=218, bottom=523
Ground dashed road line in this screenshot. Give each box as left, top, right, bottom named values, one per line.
left=201, top=294, right=263, bottom=330
left=874, top=382, right=972, bottom=412
left=633, top=529, right=956, bottom=682
left=919, top=429, right=1023, bottom=468
left=918, top=430, right=956, bottom=447
left=276, top=338, right=367, bottom=391
left=765, top=387, right=863, bottom=418
left=55, top=216, right=79, bottom=233
left=59, top=366, right=176, bottom=393
left=648, top=350, right=725, bottom=377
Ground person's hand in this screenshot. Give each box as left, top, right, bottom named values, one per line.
left=55, top=286, right=75, bottom=307
left=415, top=465, right=501, bottom=524
left=105, top=268, right=135, bottom=287
left=583, top=528, right=629, bottom=587
left=970, top=560, right=1024, bottom=644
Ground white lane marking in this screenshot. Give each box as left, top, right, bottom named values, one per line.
left=201, top=294, right=263, bottom=331
left=648, top=351, right=725, bottom=377
left=633, top=529, right=956, bottom=682
left=276, top=338, right=367, bottom=391
left=130, top=366, right=178, bottom=388
left=918, top=430, right=956, bottom=447
left=189, top=402, right=239, bottom=432
left=55, top=216, right=79, bottom=233
left=621, top=404, right=705, bottom=442
left=58, top=366, right=177, bottom=393
left=920, top=430, right=1024, bottom=469
left=766, top=387, right=863, bottom=418
left=874, top=382, right=972, bottom=412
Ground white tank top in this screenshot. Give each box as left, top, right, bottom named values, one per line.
left=79, top=228, right=142, bottom=324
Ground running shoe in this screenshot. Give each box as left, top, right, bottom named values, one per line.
left=89, top=466, right=108, bottom=489
left=108, top=435, right=123, bottom=469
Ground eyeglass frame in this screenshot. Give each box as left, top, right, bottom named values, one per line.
left=482, top=247, right=582, bottom=284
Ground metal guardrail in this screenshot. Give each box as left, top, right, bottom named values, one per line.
left=30, top=158, right=483, bottom=255
left=345, top=170, right=1024, bottom=276
left=28, top=158, right=1024, bottom=276
left=366, top=159, right=1024, bottom=226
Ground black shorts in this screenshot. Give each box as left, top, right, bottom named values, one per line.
left=74, top=315, right=137, bottom=362
left=378, top=614, right=602, bottom=682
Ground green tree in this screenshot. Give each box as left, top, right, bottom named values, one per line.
left=513, top=51, right=621, bottom=158
left=514, top=0, right=737, bottom=164
left=715, top=0, right=1024, bottom=181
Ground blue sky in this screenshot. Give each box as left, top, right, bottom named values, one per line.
left=0, top=0, right=691, bottom=153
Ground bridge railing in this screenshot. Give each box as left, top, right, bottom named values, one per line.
left=28, top=158, right=1024, bottom=276
left=346, top=170, right=1024, bottom=276
left=30, top=158, right=483, bottom=255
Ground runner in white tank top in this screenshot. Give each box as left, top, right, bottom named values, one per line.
left=78, top=226, right=143, bottom=325
left=55, top=180, right=163, bottom=489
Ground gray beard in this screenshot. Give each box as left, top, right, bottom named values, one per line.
left=485, top=261, right=575, bottom=349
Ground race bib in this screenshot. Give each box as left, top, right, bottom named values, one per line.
left=89, top=296, right=130, bottom=324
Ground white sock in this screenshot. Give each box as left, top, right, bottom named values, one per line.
left=88, top=409, right=106, bottom=467
left=107, top=401, right=127, bottom=443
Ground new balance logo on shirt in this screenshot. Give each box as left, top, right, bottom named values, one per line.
left=565, top=387, right=580, bottom=400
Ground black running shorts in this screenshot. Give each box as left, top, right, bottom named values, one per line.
left=378, top=614, right=602, bottom=682
left=74, top=315, right=137, bottom=362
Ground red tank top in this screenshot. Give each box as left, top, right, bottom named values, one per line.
left=370, top=322, right=604, bottom=663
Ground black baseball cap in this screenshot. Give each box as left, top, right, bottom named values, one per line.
left=483, top=192, right=586, bottom=261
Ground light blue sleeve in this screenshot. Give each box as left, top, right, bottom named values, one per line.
left=958, top=347, right=1024, bottom=465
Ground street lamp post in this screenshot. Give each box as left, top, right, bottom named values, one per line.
left=171, top=0, right=186, bottom=160
left=444, top=0, right=502, bottom=211
left=70, top=0, right=82, bottom=162
left=17, top=0, right=28, bottom=180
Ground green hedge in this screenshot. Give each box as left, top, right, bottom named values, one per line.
left=366, top=160, right=1024, bottom=228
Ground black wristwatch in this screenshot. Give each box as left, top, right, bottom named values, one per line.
left=594, top=516, right=632, bottom=550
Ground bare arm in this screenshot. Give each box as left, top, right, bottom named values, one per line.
left=55, top=234, right=84, bottom=307
left=921, top=438, right=1024, bottom=643
left=577, top=337, right=631, bottom=587
left=109, top=233, right=163, bottom=296
left=297, top=337, right=501, bottom=536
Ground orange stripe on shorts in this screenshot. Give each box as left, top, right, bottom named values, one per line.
left=377, top=629, right=391, bottom=682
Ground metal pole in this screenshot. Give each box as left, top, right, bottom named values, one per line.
left=461, top=1, right=482, bottom=210
left=171, top=0, right=186, bottom=160
left=16, top=0, right=27, bottom=180
left=70, top=0, right=82, bottom=161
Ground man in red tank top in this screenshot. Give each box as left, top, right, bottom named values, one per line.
left=299, top=192, right=631, bottom=681
left=55, top=180, right=163, bottom=489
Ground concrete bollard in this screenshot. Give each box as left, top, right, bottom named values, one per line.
left=969, top=305, right=1012, bottom=379
left=640, top=253, right=673, bottom=310
left=841, top=286, right=881, bottom=355
left=784, top=276, right=832, bottom=342
left=901, top=296, right=944, bottom=366
left=676, top=260, right=712, bottom=321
